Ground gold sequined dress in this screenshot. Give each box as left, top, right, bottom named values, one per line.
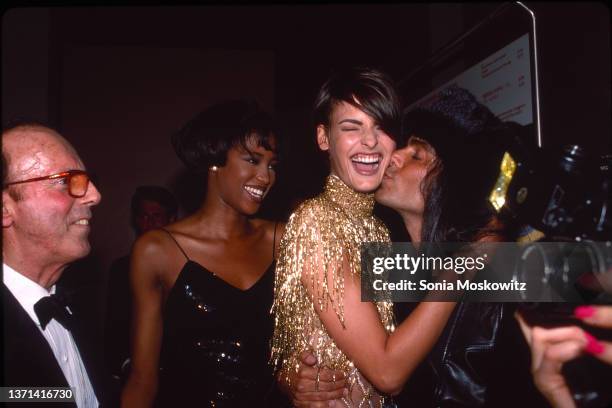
left=271, top=174, right=395, bottom=408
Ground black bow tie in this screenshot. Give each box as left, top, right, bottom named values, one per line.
left=34, top=293, right=74, bottom=331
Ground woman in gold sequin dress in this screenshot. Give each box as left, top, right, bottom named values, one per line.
left=271, top=68, right=457, bottom=407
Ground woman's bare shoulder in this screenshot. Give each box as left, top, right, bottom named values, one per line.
left=133, top=229, right=172, bottom=255
left=131, top=228, right=183, bottom=276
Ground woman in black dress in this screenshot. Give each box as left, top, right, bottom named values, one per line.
left=121, top=100, right=284, bottom=407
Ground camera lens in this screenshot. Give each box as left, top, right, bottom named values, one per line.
left=514, top=242, right=612, bottom=302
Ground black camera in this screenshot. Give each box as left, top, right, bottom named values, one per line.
left=496, top=133, right=612, bottom=407
left=504, top=141, right=611, bottom=242
left=493, top=131, right=612, bottom=305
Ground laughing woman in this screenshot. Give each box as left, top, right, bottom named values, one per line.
left=121, top=100, right=283, bottom=407
left=271, top=68, right=458, bottom=407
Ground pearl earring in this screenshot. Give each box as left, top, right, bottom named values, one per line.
left=210, top=166, right=218, bottom=172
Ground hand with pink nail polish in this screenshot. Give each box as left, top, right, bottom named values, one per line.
left=516, top=306, right=612, bottom=408
left=574, top=305, right=612, bottom=364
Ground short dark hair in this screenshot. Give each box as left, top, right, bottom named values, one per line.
left=130, top=185, right=178, bottom=219
left=313, top=67, right=402, bottom=143
left=172, top=100, right=277, bottom=174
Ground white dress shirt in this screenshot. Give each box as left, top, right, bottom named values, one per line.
left=3, top=263, right=99, bottom=408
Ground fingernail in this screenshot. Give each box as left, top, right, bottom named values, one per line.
left=585, top=332, right=605, bottom=355
left=574, top=305, right=596, bottom=319
left=343, top=388, right=349, bottom=397
left=329, top=401, right=336, bottom=407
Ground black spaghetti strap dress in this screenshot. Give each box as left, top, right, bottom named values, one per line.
left=155, top=229, right=276, bottom=407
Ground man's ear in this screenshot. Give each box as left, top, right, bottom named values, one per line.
left=316, top=125, right=329, bottom=151
left=3, top=190, right=15, bottom=228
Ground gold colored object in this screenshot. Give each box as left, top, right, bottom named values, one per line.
left=489, top=152, right=517, bottom=212
left=271, top=174, right=394, bottom=407
left=517, top=227, right=545, bottom=243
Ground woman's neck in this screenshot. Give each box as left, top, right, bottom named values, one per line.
left=322, top=174, right=375, bottom=217
left=193, top=195, right=254, bottom=239
left=399, top=212, right=422, bottom=244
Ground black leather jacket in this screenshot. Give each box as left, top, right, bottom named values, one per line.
left=392, top=300, right=546, bottom=408
left=427, top=302, right=547, bottom=408
left=429, top=302, right=504, bottom=407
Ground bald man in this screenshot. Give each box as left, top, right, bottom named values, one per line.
left=2, top=123, right=107, bottom=407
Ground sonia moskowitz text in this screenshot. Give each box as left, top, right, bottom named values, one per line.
left=372, top=279, right=527, bottom=292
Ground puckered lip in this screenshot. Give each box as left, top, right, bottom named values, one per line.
left=381, top=164, right=397, bottom=182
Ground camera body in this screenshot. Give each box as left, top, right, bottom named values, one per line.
left=505, top=143, right=610, bottom=242
left=503, top=141, right=612, bottom=407
left=499, top=136, right=612, bottom=304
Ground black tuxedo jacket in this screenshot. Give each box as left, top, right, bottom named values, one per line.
left=2, top=283, right=118, bottom=407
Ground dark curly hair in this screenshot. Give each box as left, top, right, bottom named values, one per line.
left=172, top=100, right=277, bottom=175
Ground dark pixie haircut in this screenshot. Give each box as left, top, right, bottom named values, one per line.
left=313, top=67, right=402, bottom=143
left=402, top=108, right=515, bottom=243
left=130, top=185, right=178, bottom=219
left=172, top=100, right=277, bottom=174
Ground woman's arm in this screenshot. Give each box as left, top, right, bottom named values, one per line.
left=302, top=248, right=455, bottom=395
left=121, top=232, right=167, bottom=408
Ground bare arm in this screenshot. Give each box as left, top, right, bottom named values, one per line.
left=121, top=232, right=167, bottom=408
left=302, top=248, right=455, bottom=395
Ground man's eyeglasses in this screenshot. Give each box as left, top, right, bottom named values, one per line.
left=4, top=170, right=91, bottom=198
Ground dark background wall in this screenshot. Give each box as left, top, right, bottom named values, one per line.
left=2, top=3, right=610, bottom=334
left=2, top=4, right=435, bottom=284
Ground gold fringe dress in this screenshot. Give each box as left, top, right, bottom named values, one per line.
left=271, top=174, right=395, bottom=407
